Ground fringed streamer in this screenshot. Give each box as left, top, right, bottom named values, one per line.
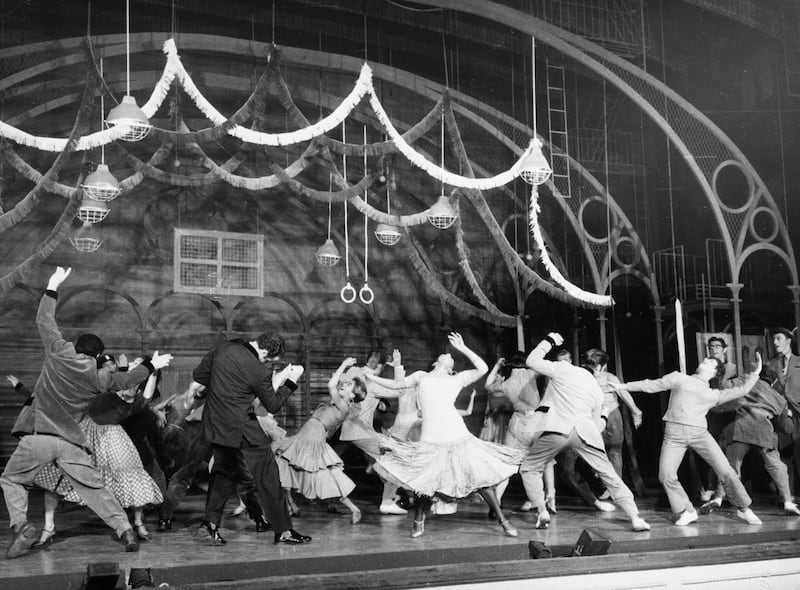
left=401, top=228, right=517, bottom=327
left=0, top=143, right=74, bottom=198
left=451, top=195, right=510, bottom=317
left=440, top=105, right=602, bottom=308
left=0, top=78, right=98, bottom=233
left=269, top=163, right=379, bottom=202
left=118, top=144, right=172, bottom=192
left=529, top=190, right=614, bottom=307
left=368, top=91, right=525, bottom=190
left=140, top=38, right=183, bottom=118
left=0, top=187, right=83, bottom=294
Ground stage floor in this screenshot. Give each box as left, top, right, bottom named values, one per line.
left=2, top=488, right=800, bottom=589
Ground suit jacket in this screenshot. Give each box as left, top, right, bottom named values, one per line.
left=195, top=335, right=296, bottom=448
left=526, top=341, right=605, bottom=450
left=771, top=353, right=800, bottom=414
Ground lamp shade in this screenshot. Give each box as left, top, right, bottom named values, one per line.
left=76, top=197, right=109, bottom=224
left=427, top=195, right=457, bottom=230
left=69, top=235, right=103, bottom=252
left=374, top=223, right=401, bottom=246
left=106, top=95, right=152, bottom=141
left=81, top=164, right=122, bottom=201
left=519, top=139, right=552, bottom=186
left=315, top=238, right=341, bottom=266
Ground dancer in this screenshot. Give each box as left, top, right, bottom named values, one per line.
left=189, top=331, right=310, bottom=545
left=336, top=350, right=409, bottom=515
left=0, top=266, right=172, bottom=558
left=479, top=359, right=515, bottom=444
left=485, top=352, right=555, bottom=513
left=34, top=357, right=164, bottom=542
left=274, top=357, right=364, bottom=524
left=612, top=351, right=763, bottom=526
left=522, top=333, right=650, bottom=532
left=366, top=332, right=523, bottom=539
left=700, top=363, right=800, bottom=516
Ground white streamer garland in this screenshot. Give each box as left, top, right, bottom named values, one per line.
left=0, top=38, right=534, bottom=190
left=529, top=188, right=614, bottom=306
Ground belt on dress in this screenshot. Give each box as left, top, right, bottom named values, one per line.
left=535, top=406, right=550, bottom=413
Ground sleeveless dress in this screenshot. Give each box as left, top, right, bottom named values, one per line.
left=273, top=401, right=355, bottom=500
left=376, top=372, right=524, bottom=499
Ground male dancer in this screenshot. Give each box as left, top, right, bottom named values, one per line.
left=522, top=333, right=650, bottom=532
left=189, top=332, right=310, bottom=545
left=0, top=267, right=173, bottom=558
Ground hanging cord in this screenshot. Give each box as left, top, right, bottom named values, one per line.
left=327, top=176, right=333, bottom=241
left=603, top=79, right=615, bottom=339
left=340, top=122, right=356, bottom=303
left=531, top=37, right=536, bottom=139
left=125, top=0, right=131, bottom=96
left=360, top=125, right=374, bottom=303
left=100, top=58, right=105, bottom=164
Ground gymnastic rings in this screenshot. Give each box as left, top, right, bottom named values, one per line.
left=340, top=282, right=357, bottom=304
left=359, top=283, right=374, bottom=305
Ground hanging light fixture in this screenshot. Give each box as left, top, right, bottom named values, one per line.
left=69, top=235, right=103, bottom=253
left=106, top=0, right=151, bottom=141
left=428, top=108, right=457, bottom=230
left=374, top=168, right=401, bottom=245
left=427, top=194, right=457, bottom=229
left=76, top=196, right=110, bottom=224
left=315, top=180, right=341, bottom=267
left=520, top=36, right=551, bottom=186
left=83, top=60, right=123, bottom=201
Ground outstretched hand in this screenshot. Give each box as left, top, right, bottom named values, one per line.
left=341, top=357, right=358, bottom=370
left=387, top=349, right=402, bottom=367
left=6, top=374, right=19, bottom=388
left=46, top=266, right=72, bottom=291
left=150, top=351, right=174, bottom=370
left=448, top=332, right=467, bottom=352
left=546, top=332, right=565, bottom=347
left=752, top=351, right=763, bottom=375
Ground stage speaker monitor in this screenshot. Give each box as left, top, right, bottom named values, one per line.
left=571, top=528, right=611, bottom=557
left=528, top=540, right=552, bottom=559
left=129, top=567, right=156, bottom=588
left=81, top=562, right=125, bottom=590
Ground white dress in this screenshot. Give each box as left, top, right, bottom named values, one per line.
left=376, top=372, right=524, bottom=499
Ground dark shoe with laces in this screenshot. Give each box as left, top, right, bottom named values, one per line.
left=157, top=518, right=172, bottom=532
left=274, top=529, right=311, bottom=544
left=253, top=516, right=272, bottom=532
left=120, top=529, right=139, bottom=552
left=200, top=520, right=226, bottom=546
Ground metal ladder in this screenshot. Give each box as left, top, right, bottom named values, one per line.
left=546, top=60, right=571, bottom=198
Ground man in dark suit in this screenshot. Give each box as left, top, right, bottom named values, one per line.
left=190, top=332, right=310, bottom=545
left=771, top=327, right=800, bottom=493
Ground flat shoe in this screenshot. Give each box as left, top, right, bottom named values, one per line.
left=274, top=529, right=311, bottom=544
left=134, top=523, right=150, bottom=541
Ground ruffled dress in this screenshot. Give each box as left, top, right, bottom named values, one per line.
left=35, top=415, right=163, bottom=508
left=273, top=401, right=355, bottom=500
left=376, top=373, right=525, bottom=499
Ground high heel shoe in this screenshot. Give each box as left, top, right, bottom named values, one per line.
left=32, top=527, right=55, bottom=549
left=499, top=518, right=518, bottom=537
left=134, top=523, right=149, bottom=541
left=545, top=495, right=557, bottom=514
left=410, top=519, right=425, bottom=539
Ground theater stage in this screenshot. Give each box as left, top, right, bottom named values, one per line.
left=2, top=489, right=800, bottom=589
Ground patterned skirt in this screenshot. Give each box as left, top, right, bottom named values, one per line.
left=376, top=433, right=525, bottom=499
left=273, top=419, right=355, bottom=500
left=34, top=416, right=163, bottom=508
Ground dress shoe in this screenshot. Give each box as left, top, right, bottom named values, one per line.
left=674, top=508, right=698, bottom=526
left=200, top=521, right=226, bottom=545
left=157, top=518, right=172, bottom=532
left=784, top=501, right=800, bottom=516
left=499, top=518, right=518, bottom=537
left=379, top=501, right=407, bottom=515
left=736, top=507, right=762, bottom=525
left=274, top=529, right=311, bottom=544
left=534, top=511, right=550, bottom=530
left=120, top=529, right=139, bottom=552
left=699, top=498, right=722, bottom=515
left=519, top=501, right=533, bottom=512
left=631, top=517, right=651, bottom=532
left=32, top=527, right=55, bottom=549
left=6, top=522, right=37, bottom=559
left=410, top=519, right=425, bottom=539
left=253, top=516, right=272, bottom=532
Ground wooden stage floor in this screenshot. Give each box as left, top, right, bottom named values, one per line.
left=2, top=487, right=800, bottom=589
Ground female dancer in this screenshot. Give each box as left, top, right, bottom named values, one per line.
left=366, top=333, right=524, bottom=539
left=273, top=357, right=364, bottom=524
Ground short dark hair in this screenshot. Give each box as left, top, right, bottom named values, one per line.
left=76, top=333, right=104, bottom=358
left=256, top=333, right=285, bottom=358
left=583, top=348, right=609, bottom=371
left=507, top=351, right=527, bottom=369
left=707, top=336, right=726, bottom=348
